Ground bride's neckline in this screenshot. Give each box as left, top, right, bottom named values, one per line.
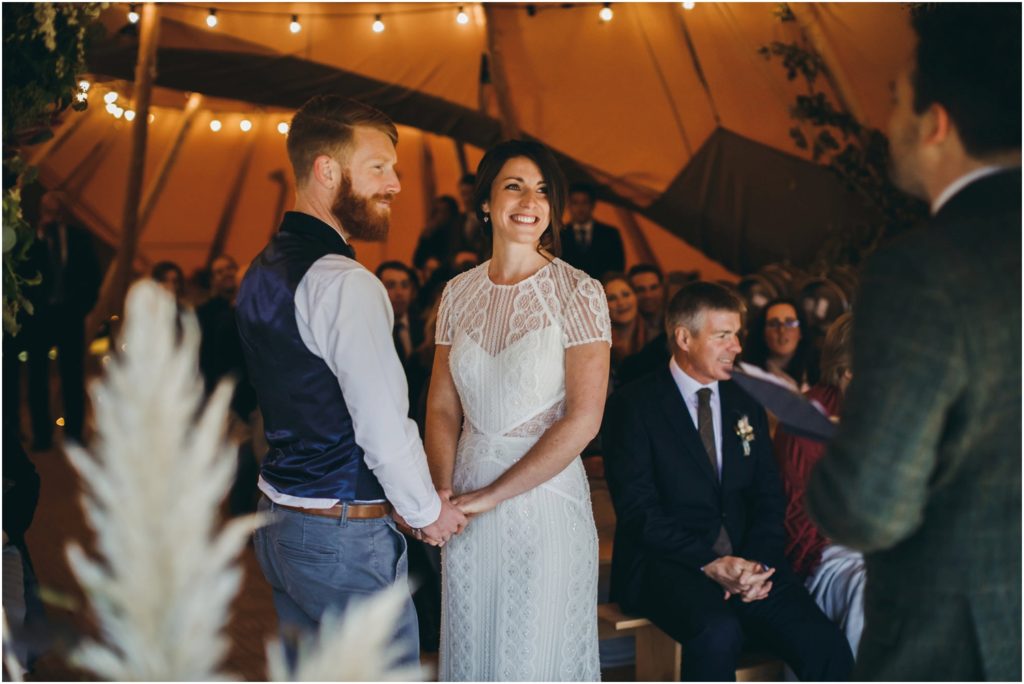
left=484, top=257, right=557, bottom=288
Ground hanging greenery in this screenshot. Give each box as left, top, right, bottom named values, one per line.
left=759, top=3, right=928, bottom=271
left=2, top=3, right=105, bottom=335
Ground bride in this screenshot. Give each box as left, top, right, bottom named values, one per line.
left=425, top=140, right=611, bottom=681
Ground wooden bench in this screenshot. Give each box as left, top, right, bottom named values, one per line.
left=598, top=603, right=785, bottom=681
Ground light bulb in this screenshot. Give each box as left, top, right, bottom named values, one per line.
left=240, top=119, right=252, bottom=132
left=372, top=14, right=385, bottom=33
left=210, top=119, right=222, bottom=132
left=124, top=109, right=136, bottom=121
left=128, top=4, right=139, bottom=23
left=290, top=15, right=301, bottom=33
left=682, top=1, right=695, bottom=9
left=104, top=91, right=118, bottom=104
left=113, top=106, right=124, bottom=119
left=75, top=91, right=88, bottom=103
left=78, top=79, right=91, bottom=92
left=148, top=113, right=156, bottom=123
left=206, top=9, right=218, bottom=28
left=106, top=102, right=118, bottom=114
left=599, top=3, right=613, bottom=22
left=456, top=6, right=469, bottom=24
left=277, top=122, right=290, bottom=135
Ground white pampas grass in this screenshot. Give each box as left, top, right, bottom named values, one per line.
left=266, top=583, right=425, bottom=682
left=65, top=280, right=260, bottom=680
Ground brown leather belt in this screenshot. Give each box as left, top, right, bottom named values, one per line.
left=275, top=501, right=393, bottom=520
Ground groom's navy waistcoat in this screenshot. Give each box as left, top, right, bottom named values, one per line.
left=235, top=212, right=385, bottom=502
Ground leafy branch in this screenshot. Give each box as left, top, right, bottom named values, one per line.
left=758, top=3, right=927, bottom=269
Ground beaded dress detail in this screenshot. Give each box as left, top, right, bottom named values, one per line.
left=436, top=258, right=610, bottom=681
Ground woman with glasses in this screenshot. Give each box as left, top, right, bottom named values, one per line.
left=743, top=297, right=819, bottom=392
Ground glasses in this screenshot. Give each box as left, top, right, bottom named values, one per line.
left=765, top=318, right=800, bottom=330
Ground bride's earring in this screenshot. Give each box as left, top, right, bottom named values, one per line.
left=483, top=213, right=490, bottom=223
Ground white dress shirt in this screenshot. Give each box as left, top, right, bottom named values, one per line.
left=573, top=220, right=594, bottom=249
left=931, top=165, right=1010, bottom=215
left=257, top=252, right=442, bottom=529
left=669, top=357, right=723, bottom=479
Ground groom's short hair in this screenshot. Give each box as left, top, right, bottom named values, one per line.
left=666, top=281, right=745, bottom=337
left=287, top=95, right=398, bottom=187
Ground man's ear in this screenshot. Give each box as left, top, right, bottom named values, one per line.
left=922, top=102, right=953, bottom=147
left=311, top=154, right=340, bottom=189
left=673, top=325, right=690, bottom=352
left=481, top=200, right=490, bottom=216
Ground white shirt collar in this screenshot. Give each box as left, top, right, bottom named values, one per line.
left=931, top=165, right=1009, bottom=215
left=574, top=219, right=594, bottom=232
left=669, top=357, right=718, bottom=401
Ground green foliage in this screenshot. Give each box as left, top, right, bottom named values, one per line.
left=760, top=3, right=928, bottom=270
left=2, top=3, right=104, bottom=335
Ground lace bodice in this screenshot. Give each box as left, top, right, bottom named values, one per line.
left=436, top=258, right=611, bottom=438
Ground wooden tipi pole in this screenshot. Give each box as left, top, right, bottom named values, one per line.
left=87, top=2, right=160, bottom=337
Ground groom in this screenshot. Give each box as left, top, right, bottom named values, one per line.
left=236, top=96, right=466, bottom=661
left=603, top=282, right=852, bottom=680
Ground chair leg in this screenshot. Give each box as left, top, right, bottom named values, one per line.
left=634, top=626, right=682, bottom=682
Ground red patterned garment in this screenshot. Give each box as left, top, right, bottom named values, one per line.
left=772, top=383, right=843, bottom=578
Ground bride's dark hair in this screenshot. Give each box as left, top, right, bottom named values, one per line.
left=472, top=140, right=566, bottom=257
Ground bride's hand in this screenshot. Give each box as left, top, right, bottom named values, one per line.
left=452, top=487, right=500, bottom=517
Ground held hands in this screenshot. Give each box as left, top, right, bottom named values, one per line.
left=702, top=556, right=775, bottom=603
left=451, top=486, right=500, bottom=518
left=415, top=489, right=468, bottom=548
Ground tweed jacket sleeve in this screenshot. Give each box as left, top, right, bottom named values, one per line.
left=806, top=240, right=967, bottom=552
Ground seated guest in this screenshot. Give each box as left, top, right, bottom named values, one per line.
left=618, top=270, right=699, bottom=388
left=375, top=260, right=427, bottom=412
left=743, top=298, right=819, bottom=392
left=628, top=263, right=666, bottom=342
left=773, top=313, right=864, bottom=655
left=561, top=183, right=625, bottom=280
left=603, top=282, right=853, bottom=681
left=603, top=274, right=646, bottom=384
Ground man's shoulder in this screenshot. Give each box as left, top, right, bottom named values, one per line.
left=611, top=368, right=667, bottom=409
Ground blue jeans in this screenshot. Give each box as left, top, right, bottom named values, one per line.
left=253, top=498, right=419, bottom=666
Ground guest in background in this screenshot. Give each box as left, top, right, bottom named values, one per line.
left=413, top=195, right=461, bottom=272
left=773, top=313, right=863, bottom=655
left=560, top=183, right=625, bottom=280
left=603, top=274, right=646, bottom=384
left=628, top=264, right=666, bottom=342
left=375, top=260, right=427, bottom=413
left=455, top=173, right=486, bottom=259
left=20, top=190, right=101, bottom=448
left=743, top=298, right=818, bottom=392
left=196, top=254, right=240, bottom=396
left=151, top=261, right=186, bottom=304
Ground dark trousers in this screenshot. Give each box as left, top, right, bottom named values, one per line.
left=640, top=561, right=854, bottom=681
left=20, top=305, right=87, bottom=445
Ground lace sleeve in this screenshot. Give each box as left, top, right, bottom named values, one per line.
left=435, top=280, right=455, bottom=346
left=563, top=275, right=612, bottom=348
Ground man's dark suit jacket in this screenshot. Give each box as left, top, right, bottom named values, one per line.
left=560, top=221, right=625, bottom=281
left=603, top=367, right=787, bottom=613
left=808, top=169, right=1022, bottom=680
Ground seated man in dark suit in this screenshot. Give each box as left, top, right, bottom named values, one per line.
left=603, top=282, right=852, bottom=681
left=560, top=183, right=625, bottom=280
left=375, top=260, right=427, bottom=412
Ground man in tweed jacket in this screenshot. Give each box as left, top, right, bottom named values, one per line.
left=807, top=5, right=1021, bottom=680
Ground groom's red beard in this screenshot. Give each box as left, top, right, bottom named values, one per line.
left=331, top=174, right=394, bottom=242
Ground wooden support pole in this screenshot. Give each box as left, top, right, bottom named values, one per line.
left=86, top=2, right=159, bottom=337
left=454, top=140, right=469, bottom=177
left=138, top=92, right=202, bottom=231
left=482, top=5, right=521, bottom=140
left=205, top=132, right=258, bottom=266
left=26, top=102, right=96, bottom=167
left=267, top=169, right=290, bottom=239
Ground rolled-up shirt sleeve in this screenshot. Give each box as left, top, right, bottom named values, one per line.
left=295, top=256, right=441, bottom=528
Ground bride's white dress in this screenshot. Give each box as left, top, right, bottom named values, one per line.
left=436, top=258, right=610, bottom=682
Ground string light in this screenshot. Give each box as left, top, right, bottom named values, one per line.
left=148, top=113, right=156, bottom=123
left=128, top=4, right=139, bottom=23
left=289, top=14, right=301, bottom=33
left=277, top=121, right=290, bottom=135
left=124, top=109, right=136, bottom=121
left=106, top=102, right=118, bottom=114
left=210, top=119, right=222, bottom=132
left=78, top=79, right=91, bottom=92
left=599, top=3, right=613, bottom=22
left=75, top=91, right=88, bottom=103
left=682, top=1, right=695, bottom=9
left=113, top=106, right=125, bottom=119
left=104, top=91, right=119, bottom=104
left=206, top=8, right=218, bottom=28
left=372, top=14, right=385, bottom=33
left=240, top=119, right=252, bottom=132
left=456, top=6, right=469, bottom=24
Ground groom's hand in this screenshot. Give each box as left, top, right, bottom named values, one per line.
left=419, top=492, right=468, bottom=546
